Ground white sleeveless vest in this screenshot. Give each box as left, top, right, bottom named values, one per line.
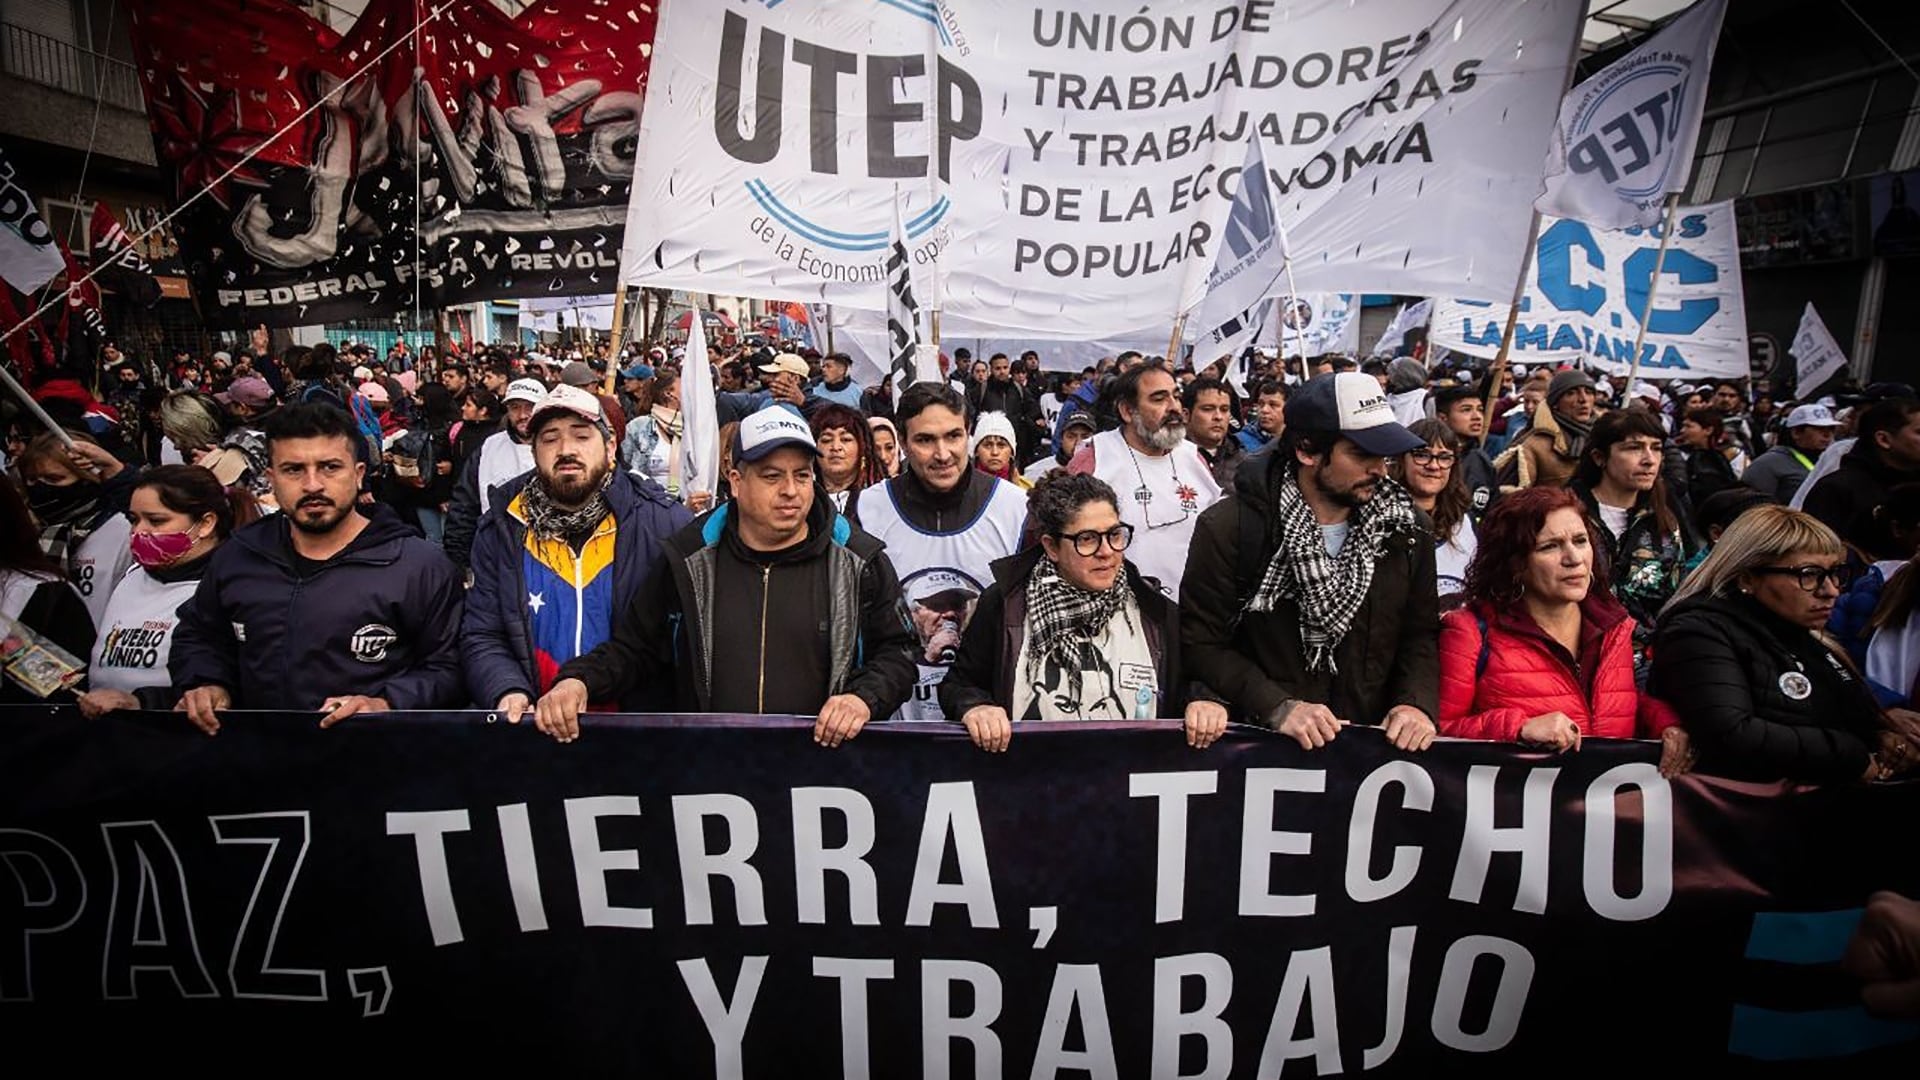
left=854, top=475, right=1028, bottom=721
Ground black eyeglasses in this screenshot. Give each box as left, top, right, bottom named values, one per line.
left=1752, top=565, right=1854, bottom=592
left=1408, top=449, right=1457, bottom=466
left=1053, top=525, right=1134, bottom=557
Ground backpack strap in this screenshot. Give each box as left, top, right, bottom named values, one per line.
left=1475, top=611, right=1491, bottom=677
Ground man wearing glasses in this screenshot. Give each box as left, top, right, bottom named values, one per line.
left=1180, top=372, right=1440, bottom=753
left=1066, top=363, right=1222, bottom=599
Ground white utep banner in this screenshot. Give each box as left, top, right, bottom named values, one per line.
left=1790, top=302, right=1849, bottom=395
left=1278, top=293, right=1361, bottom=357
left=624, top=0, right=1584, bottom=339
left=1429, top=201, right=1748, bottom=378
left=679, top=304, right=721, bottom=503
left=1535, top=0, right=1726, bottom=230
left=1191, top=136, right=1288, bottom=386
left=0, top=147, right=68, bottom=293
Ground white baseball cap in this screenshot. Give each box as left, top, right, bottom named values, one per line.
left=734, top=405, right=818, bottom=463
left=529, top=384, right=607, bottom=434
left=504, top=377, right=546, bottom=405
left=1785, top=404, right=1840, bottom=428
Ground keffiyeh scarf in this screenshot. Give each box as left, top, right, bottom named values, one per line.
left=520, top=469, right=614, bottom=542
left=1244, top=473, right=1415, bottom=674
left=1024, top=558, right=1133, bottom=704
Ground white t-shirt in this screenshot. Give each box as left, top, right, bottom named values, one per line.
left=476, top=430, right=535, bottom=514
left=88, top=566, right=197, bottom=694
left=1435, top=514, right=1478, bottom=597
left=69, top=514, right=134, bottom=629
left=1012, top=591, right=1159, bottom=721
left=1083, top=429, right=1222, bottom=599
left=1038, top=393, right=1065, bottom=438
left=1596, top=501, right=1630, bottom=541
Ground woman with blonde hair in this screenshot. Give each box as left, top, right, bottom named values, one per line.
left=1650, top=505, right=1918, bottom=783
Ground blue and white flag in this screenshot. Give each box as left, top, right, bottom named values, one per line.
left=1191, top=137, right=1289, bottom=394
left=1535, top=0, right=1726, bottom=229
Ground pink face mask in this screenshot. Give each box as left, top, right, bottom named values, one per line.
left=130, top=528, right=198, bottom=569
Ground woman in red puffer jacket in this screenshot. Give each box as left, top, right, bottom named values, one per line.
left=1439, top=487, right=1687, bottom=766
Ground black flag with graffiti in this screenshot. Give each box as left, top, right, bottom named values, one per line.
left=886, top=193, right=929, bottom=410
left=124, top=0, right=655, bottom=328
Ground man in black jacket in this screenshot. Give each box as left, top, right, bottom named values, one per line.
left=1802, top=397, right=1920, bottom=559
left=172, top=404, right=466, bottom=732
left=1181, top=373, right=1440, bottom=751
left=971, top=353, right=1041, bottom=463
left=536, top=406, right=916, bottom=745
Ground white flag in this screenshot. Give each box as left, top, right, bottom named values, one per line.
left=679, top=304, right=721, bottom=505
left=1277, top=294, right=1361, bottom=358
left=1790, top=302, right=1849, bottom=395
left=885, top=194, right=935, bottom=408
left=0, top=147, right=68, bottom=294
left=1371, top=299, right=1434, bottom=358
left=1535, top=0, right=1726, bottom=229
left=1192, top=138, right=1290, bottom=395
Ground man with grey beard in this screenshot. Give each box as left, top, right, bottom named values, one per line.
left=1067, top=362, right=1222, bottom=598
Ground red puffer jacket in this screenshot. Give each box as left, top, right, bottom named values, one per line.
left=1438, top=595, right=1677, bottom=741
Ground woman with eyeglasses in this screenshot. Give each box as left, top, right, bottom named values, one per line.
left=1651, top=505, right=1918, bottom=783
left=938, top=472, right=1229, bottom=752
left=1391, top=419, right=1478, bottom=601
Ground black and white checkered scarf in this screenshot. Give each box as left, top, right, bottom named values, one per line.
left=520, top=469, right=613, bottom=542
left=1024, top=557, right=1132, bottom=704
left=1244, top=471, right=1415, bottom=674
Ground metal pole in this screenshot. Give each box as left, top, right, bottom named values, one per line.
left=1624, top=193, right=1682, bottom=392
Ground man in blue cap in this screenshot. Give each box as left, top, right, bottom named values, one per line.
left=1179, top=372, right=1440, bottom=754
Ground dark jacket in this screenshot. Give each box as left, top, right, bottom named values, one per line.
left=1681, top=446, right=1738, bottom=509
left=444, top=450, right=486, bottom=570
left=1650, top=594, right=1883, bottom=784
left=1180, top=450, right=1440, bottom=727
left=1801, top=440, right=1918, bottom=559
left=461, top=470, right=691, bottom=709
left=169, top=504, right=466, bottom=710
left=1572, top=480, right=1688, bottom=668
left=938, top=547, right=1192, bottom=721
left=555, top=496, right=917, bottom=718
left=1459, top=442, right=1498, bottom=519
left=1199, top=436, right=1247, bottom=492
left=0, top=573, right=94, bottom=706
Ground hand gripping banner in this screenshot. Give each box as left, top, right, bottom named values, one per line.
left=2, top=709, right=1915, bottom=1074
left=124, top=0, right=656, bottom=327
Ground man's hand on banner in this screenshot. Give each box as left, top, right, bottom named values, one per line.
left=961, top=705, right=1012, bottom=753
left=1274, top=700, right=1342, bottom=750
left=495, top=692, right=532, bottom=725
left=1382, top=705, right=1437, bottom=753
left=1845, top=891, right=1920, bottom=1019
left=1659, top=726, right=1697, bottom=778
left=319, top=695, right=391, bottom=728
left=814, top=694, right=871, bottom=749
left=1520, top=711, right=1582, bottom=753
left=75, top=688, right=139, bottom=719
left=177, top=684, right=231, bottom=734
left=1184, top=700, right=1227, bottom=749
left=535, top=678, right=589, bottom=743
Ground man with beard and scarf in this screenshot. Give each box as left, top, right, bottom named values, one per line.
left=15, top=432, right=139, bottom=627
left=1181, top=372, right=1440, bottom=752
left=170, top=404, right=465, bottom=733
left=536, top=406, right=916, bottom=745
left=854, top=383, right=1029, bottom=721
left=463, top=386, right=690, bottom=720
left=1067, top=363, right=1222, bottom=599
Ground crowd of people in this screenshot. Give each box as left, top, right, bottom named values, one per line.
left=2, top=330, right=1918, bottom=789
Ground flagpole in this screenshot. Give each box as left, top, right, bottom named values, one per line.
left=0, top=366, right=76, bottom=447
left=824, top=303, right=835, bottom=354
left=1624, top=193, right=1682, bottom=392
left=1165, top=313, right=1188, bottom=368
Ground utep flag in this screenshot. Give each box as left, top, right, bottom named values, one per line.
left=1278, top=293, right=1361, bottom=358
left=680, top=304, right=720, bottom=503
left=1536, top=0, right=1726, bottom=229
left=87, top=203, right=161, bottom=308
left=1790, top=302, right=1849, bottom=395
left=1372, top=298, right=1434, bottom=357
left=124, top=0, right=655, bottom=327
left=1193, top=137, right=1289, bottom=394
left=886, top=194, right=933, bottom=408
left=0, top=146, right=67, bottom=293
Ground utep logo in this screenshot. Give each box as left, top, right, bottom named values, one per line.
left=1565, top=66, right=1693, bottom=197
left=350, top=623, right=399, bottom=664
left=1731, top=909, right=1920, bottom=1060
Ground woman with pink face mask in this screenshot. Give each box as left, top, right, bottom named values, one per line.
left=75, top=465, right=257, bottom=717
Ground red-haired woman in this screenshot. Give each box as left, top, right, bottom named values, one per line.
left=811, top=404, right=884, bottom=514
left=1438, top=486, right=1689, bottom=770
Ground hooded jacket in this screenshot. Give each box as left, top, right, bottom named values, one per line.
left=169, top=504, right=465, bottom=709
left=938, top=546, right=1194, bottom=721
left=1180, top=449, right=1439, bottom=727
left=1650, top=593, right=1884, bottom=783
left=1494, top=401, right=1582, bottom=492
left=1801, top=439, right=1919, bottom=559
left=554, top=494, right=917, bottom=718
left=461, top=469, right=691, bottom=709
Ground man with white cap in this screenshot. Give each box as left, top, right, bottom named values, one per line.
left=537, top=405, right=916, bottom=746
left=1181, top=371, right=1439, bottom=753
left=444, top=376, right=545, bottom=570
left=1743, top=403, right=1841, bottom=505
left=463, top=385, right=689, bottom=724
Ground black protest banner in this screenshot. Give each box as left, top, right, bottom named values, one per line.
left=2, top=708, right=1915, bottom=1075
left=124, top=0, right=652, bottom=327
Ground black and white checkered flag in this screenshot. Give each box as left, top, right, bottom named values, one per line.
left=886, top=195, right=929, bottom=408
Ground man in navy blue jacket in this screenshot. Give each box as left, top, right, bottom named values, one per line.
left=461, top=385, right=691, bottom=719
left=171, top=404, right=466, bottom=732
